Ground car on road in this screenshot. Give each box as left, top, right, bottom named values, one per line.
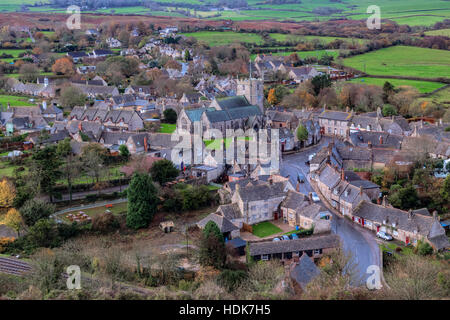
left=281, top=235, right=290, bottom=241
left=273, top=237, right=281, bottom=242
left=376, top=231, right=393, bottom=241
left=311, top=192, right=320, bottom=202
left=297, top=173, right=305, bottom=183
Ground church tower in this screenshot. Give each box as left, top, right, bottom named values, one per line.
left=237, top=77, right=264, bottom=114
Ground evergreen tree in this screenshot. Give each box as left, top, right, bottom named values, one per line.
left=126, top=173, right=158, bottom=229
left=199, top=221, right=226, bottom=268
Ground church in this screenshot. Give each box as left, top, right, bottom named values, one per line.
left=177, top=78, right=265, bottom=137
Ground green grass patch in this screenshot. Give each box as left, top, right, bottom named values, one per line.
left=342, top=46, right=450, bottom=79
left=159, top=123, right=176, bottom=134
left=252, top=221, right=282, bottom=238
left=0, top=95, right=35, bottom=107
left=425, top=28, right=450, bottom=37
left=58, top=201, right=128, bottom=222
left=348, top=77, right=446, bottom=94
left=181, top=31, right=265, bottom=46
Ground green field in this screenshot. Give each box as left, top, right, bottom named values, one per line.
left=425, top=29, right=450, bottom=37
left=419, top=86, right=450, bottom=106
left=159, top=123, right=176, bottom=134
left=348, top=77, right=446, bottom=94
left=0, top=95, right=35, bottom=107
left=342, top=46, right=450, bottom=79
left=181, top=31, right=265, bottom=46
left=4, top=0, right=450, bottom=26
left=0, top=49, right=28, bottom=63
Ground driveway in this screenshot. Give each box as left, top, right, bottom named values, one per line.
left=280, top=137, right=380, bottom=286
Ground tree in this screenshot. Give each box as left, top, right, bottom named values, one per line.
left=440, top=175, right=450, bottom=203
left=126, top=173, right=158, bottom=229
left=382, top=104, right=397, bottom=117
left=20, top=198, right=55, bottom=227
left=51, top=57, right=75, bottom=75
left=119, top=144, right=130, bottom=161
left=388, top=184, right=420, bottom=210
left=150, top=159, right=179, bottom=185
left=30, top=145, right=62, bottom=202
left=0, top=178, right=16, bottom=211
left=60, top=85, right=86, bottom=109
left=19, top=63, right=40, bottom=82
left=267, top=88, right=277, bottom=105
left=184, top=49, right=191, bottom=61
left=57, top=138, right=81, bottom=203
left=382, top=81, right=395, bottom=103
left=296, top=124, right=309, bottom=143
left=82, top=143, right=107, bottom=184
left=311, top=74, right=331, bottom=96
left=2, top=208, right=24, bottom=236
left=417, top=240, right=433, bottom=256
left=199, top=221, right=226, bottom=269
left=163, top=108, right=177, bottom=124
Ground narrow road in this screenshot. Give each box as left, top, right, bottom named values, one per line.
left=281, top=137, right=381, bottom=286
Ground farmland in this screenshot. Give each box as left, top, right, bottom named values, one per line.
left=4, top=0, right=449, bottom=26
left=424, top=29, right=450, bottom=37
left=348, top=77, right=446, bottom=94
left=341, top=46, right=450, bottom=80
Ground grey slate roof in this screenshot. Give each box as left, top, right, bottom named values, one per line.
left=281, top=190, right=308, bottom=210
left=217, top=203, right=242, bottom=220
left=319, top=110, right=352, bottom=121
left=352, top=201, right=438, bottom=237
left=197, top=213, right=239, bottom=233
left=215, top=96, right=250, bottom=110
left=249, top=234, right=340, bottom=256
left=298, top=203, right=328, bottom=219
left=236, top=181, right=286, bottom=202
left=291, top=253, right=320, bottom=289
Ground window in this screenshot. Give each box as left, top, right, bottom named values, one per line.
left=393, top=230, right=398, bottom=236
left=313, top=249, right=322, bottom=255
left=262, top=254, right=269, bottom=261
left=366, top=221, right=372, bottom=227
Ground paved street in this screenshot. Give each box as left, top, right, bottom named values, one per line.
left=280, top=137, right=380, bottom=285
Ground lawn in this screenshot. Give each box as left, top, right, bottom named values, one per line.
left=252, top=49, right=340, bottom=61
left=0, top=95, right=35, bottom=107
left=424, top=28, right=450, bottom=37
left=252, top=221, right=282, bottom=238
left=379, top=241, right=414, bottom=257
left=348, top=77, right=446, bottom=94
left=342, top=46, right=450, bottom=79
left=419, top=86, right=450, bottom=106
left=159, top=123, right=176, bottom=134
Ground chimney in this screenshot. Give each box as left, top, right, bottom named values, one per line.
left=382, top=195, right=387, bottom=207
left=368, top=141, right=372, bottom=149
left=341, top=169, right=345, bottom=181
left=433, top=211, right=439, bottom=221
left=359, top=185, right=363, bottom=196
left=235, top=184, right=240, bottom=193
left=78, top=122, right=82, bottom=131
left=144, top=135, right=148, bottom=152
left=296, top=182, right=300, bottom=192
left=379, top=135, right=383, bottom=145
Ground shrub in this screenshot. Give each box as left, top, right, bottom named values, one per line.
left=417, top=240, right=433, bottom=256
left=217, top=269, right=248, bottom=292
left=91, top=211, right=120, bottom=233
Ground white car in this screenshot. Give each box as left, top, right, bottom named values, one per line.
left=377, top=231, right=393, bottom=241
left=311, top=192, right=320, bottom=202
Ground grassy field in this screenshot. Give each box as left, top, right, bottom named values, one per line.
left=159, top=123, right=176, bottom=134
left=181, top=31, right=265, bottom=46
left=419, top=86, right=450, bottom=106
left=57, top=201, right=128, bottom=222
left=5, top=0, right=450, bottom=26
left=252, top=221, right=282, bottom=238
left=0, top=49, right=28, bottom=63
left=0, top=95, right=35, bottom=107
left=424, top=28, right=450, bottom=37
left=342, top=46, right=450, bottom=79
left=348, top=77, right=446, bottom=94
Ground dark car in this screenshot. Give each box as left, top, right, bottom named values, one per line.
left=297, top=173, right=305, bottom=183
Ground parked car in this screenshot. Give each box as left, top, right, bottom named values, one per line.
left=273, top=237, right=281, bottom=242
left=311, top=192, right=320, bottom=202
left=290, top=233, right=299, bottom=240
left=297, top=173, right=305, bottom=183
left=281, top=235, right=290, bottom=241
left=377, top=231, right=393, bottom=241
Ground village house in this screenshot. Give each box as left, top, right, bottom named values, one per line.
left=91, top=49, right=114, bottom=59
left=197, top=213, right=240, bottom=240
left=287, top=66, right=320, bottom=84
left=267, top=110, right=298, bottom=130
left=318, top=110, right=353, bottom=138
left=67, top=51, right=88, bottom=63
left=106, top=38, right=122, bottom=48
left=352, top=201, right=449, bottom=251
left=69, top=106, right=144, bottom=132
left=249, top=233, right=340, bottom=262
